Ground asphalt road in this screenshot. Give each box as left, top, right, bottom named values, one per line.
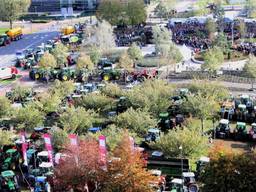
left=0, top=31, right=59, bottom=67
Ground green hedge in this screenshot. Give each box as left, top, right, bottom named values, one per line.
left=31, top=20, right=50, bottom=23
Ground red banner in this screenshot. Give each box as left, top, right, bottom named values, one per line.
left=43, top=133, right=54, bottom=166
left=20, top=131, right=28, bottom=166
left=99, top=135, right=107, bottom=170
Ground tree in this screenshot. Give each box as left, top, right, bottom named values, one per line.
left=0, top=96, right=11, bottom=118
left=151, top=126, right=208, bottom=159
left=88, top=46, right=102, bottom=65
left=152, top=26, right=171, bottom=47
left=54, top=135, right=156, bottom=192
left=59, top=107, right=96, bottom=134
left=94, top=20, right=116, bottom=54
left=246, top=0, right=256, bottom=18
left=126, top=0, right=147, bottom=25
left=76, top=93, right=114, bottom=113
left=8, top=85, right=32, bottom=103
left=127, top=43, right=143, bottom=62
left=38, top=52, right=57, bottom=69
left=52, top=43, right=69, bottom=68
left=97, top=0, right=147, bottom=26
left=49, top=80, right=75, bottom=99
left=76, top=53, right=94, bottom=70
left=125, top=80, right=174, bottom=116
left=101, top=82, right=124, bottom=98
left=155, top=0, right=177, bottom=19
left=182, top=92, right=220, bottom=132
left=202, top=46, right=224, bottom=74
left=50, top=128, right=68, bottom=151
left=187, top=80, right=229, bottom=102
left=117, top=52, right=134, bottom=83
left=0, top=0, right=31, bottom=28
left=243, top=55, right=256, bottom=89
left=14, top=103, right=45, bottom=131
left=108, top=132, right=156, bottom=192
left=34, top=92, right=62, bottom=114
left=200, top=143, right=256, bottom=192
left=237, top=19, right=247, bottom=38
left=96, top=0, right=124, bottom=26
left=0, top=130, right=14, bottom=147
left=114, top=108, right=157, bottom=137
left=205, top=18, right=217, bottom=40
left=213, top=33, right=230, bottom=54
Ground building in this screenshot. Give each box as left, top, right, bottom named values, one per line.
left=29, top=0, right=97, bottom=13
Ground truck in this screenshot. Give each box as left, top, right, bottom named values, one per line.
left=61, top=26, right=75, bottom=35
left=0, top=34, right=10, bottom=46
left=0, top=67, right=18, bottom=80
left=6, top=27, right=23, bottom=41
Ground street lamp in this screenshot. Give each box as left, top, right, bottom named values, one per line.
left=179, top=145, right=184, bottom=192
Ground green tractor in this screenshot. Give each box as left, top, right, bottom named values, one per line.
left=158, top=112, right=174, bottom=132
left=1, top=149, right=23, bottom=171
left=234, top=122, right=247, bottom=140
left=0, top=34, right=10, bottom=46
left=0, top=170, right=20, bottom=192
left=101, top=68, right=121, bottom=81
left=58, top=68, right=76, bottom=81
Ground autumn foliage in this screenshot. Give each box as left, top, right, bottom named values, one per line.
left=53, top=133, right=156, bottom=192
left=200, top=142, right=256, bottom=192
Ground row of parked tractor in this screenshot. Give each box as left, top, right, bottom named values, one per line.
left=0, top=27, right=23, bottom=47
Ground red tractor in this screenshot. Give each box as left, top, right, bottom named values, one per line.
left=127, top=69, right=158, bottom=82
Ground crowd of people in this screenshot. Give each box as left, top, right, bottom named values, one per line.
left=169, top=21, right=211, bottom=51
left=114, top=24, right=153, bottom=47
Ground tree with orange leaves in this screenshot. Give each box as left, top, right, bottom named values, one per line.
left=53, top=133, right=156, bottom=192
left=200, top=142, right=256, bottom=192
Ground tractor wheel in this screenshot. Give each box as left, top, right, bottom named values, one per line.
left=35, top=73, right=40, bottom=80
left=126, top=75, right=133, bottom=82
left=62, top=75, right=68, bottom=81
left=11, top=74, right=16, bottom=79
left=115, top=75, right=120, bottom=80
left=10, top=162, right=16, bottom=170
left=103, top=74, right=110, bottom=81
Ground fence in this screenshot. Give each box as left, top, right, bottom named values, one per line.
left=167, top=71, right=256, bottom=85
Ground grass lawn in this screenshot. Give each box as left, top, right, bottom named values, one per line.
left=0, top=28, right=9, bottom=34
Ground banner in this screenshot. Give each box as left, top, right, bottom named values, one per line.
left=20, top=131, right=28, bottom=166
left=68, top=134, right=78, bottom=146
left=99, top=135, right=107, bottom=170
left=43, top=133, right=54, bottom=166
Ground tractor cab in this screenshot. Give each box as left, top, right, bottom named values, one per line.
left=234, top=122, right=247, bottom=140
left=175, top=114, right=184, bottom=126
left=0, top=170, right=20, bottom=192
left=196, top=156, right=210, bottom=177
left=34, top=176, right=50, bottom=192
left=240, top=94, right=250, bottom=105
left=249, top=123, right=256, bottom=140
left=31, top=127, right=51, bottom=141
left=37, top=151, right=50, bottom=164
left=39, top=162, right=53, bottom=176
left=182, top=172, right=196, bottom=187
left=179, top=88, right=188, bottom=99
left=27, top=148, right=38, bottom=168
left=98, top=58, right=114, bottom=70
left=2, top=149, right=22, bottom=171
left=80, top=83, right=97, bottom=94
left=216, top=119, right=230, bottom=138
left=149, top=170, right=166, bottom=192
left=116, top=96, right=130, bottom=114
left=88, top=127, right=102, bottom=134
left=170, top=178, right=186, bottom=192
left=158, top=112, right=173, bottom=131
left=145, top=128, right=160, bottom=142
